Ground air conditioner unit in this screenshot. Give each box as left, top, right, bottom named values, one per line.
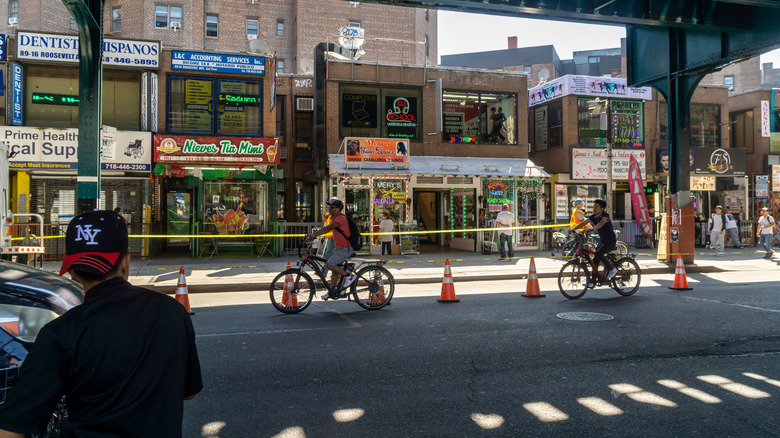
left=170, top=22, right=181, bottom=30
left=247, top=34, right=258, bottom=40
left=8, top=17, right=18, bottom=25
left=296, top=97, right=314, bottom=112
left=247, top=0, right=259, bottom=4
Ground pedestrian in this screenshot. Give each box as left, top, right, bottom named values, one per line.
left=378, top=211, right=394, bottom=263
left=757, top=207, right=776, bottom=258
left=114, top=206, right=122, bottom=214
left=321, top=211, right=335, bottom=261
left=724, top=206, right=743, bottom=249
left=0, top=210, right=202, bottom=437
left=709, top=205, right=726, bottom=255
left=495, top=203, right=515, bottom=260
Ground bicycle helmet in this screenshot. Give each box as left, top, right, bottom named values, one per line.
left=326, top=198, right=344, bottom=210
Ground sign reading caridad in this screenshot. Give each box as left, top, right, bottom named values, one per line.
left=343, top=138, right=409, bottom=164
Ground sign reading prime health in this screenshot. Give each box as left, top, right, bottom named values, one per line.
left=16, top=32, right=160, bottom=68
left=172, top=51, right=265, bottom=75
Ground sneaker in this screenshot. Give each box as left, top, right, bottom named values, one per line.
left=607, top=268, right=618, bottom=279
left=342, top=273, right=357, bottom=289
left=615, top=279, right=625, bottom=289
left=587, top=282, right=596, bottom=289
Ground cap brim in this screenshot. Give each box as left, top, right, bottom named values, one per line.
left=60, top=252, right=120, bottom=276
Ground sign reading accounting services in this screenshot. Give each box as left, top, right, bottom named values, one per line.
left=528, top=75, right=653, bottom=107
left=571, top=148, right=646, bottom=180
left=153, top=136, right=279, bottom=165
left=385, top=96, right=417, bottom=138
left=3, top=127, right=152, bottom=171
left=691, top=147, right=746, bottom=176
left=172, top=51, right=265, bottom=75
left=16, top=32, right=160, bottom=68
left=344, top=138, right=409, bottom=164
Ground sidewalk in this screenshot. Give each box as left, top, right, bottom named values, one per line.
left=41, top=247, right=776, bottom=293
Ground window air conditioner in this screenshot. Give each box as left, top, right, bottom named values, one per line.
left=296, top=97, right=314, bottom=112
left=247, top=0, right=259, bottom=4
left=247, top=34, right=258, bottom=40
left=170, top=22, right=181, bottom=30
left=8, top=17, right=18, bottom=25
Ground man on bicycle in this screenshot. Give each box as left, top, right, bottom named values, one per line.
left=307, top=198, right=357, bottom=298
left=573, top=199, right=618, bottom=284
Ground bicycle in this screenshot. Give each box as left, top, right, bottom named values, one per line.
left=557, top=232, right=641, bottom=300
left=269, top=240, right=395, bottom=314
left=561, top=229, right=629, bottom=260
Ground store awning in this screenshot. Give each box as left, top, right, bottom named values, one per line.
left=328, top=154, right=549, bottom=179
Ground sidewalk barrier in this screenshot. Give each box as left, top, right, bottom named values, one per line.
left=521, top=257, right=546, bottom=298
left=669, top=254, right=692, bottom=291
left=175, top=267, right=194, bottom=315
left=370, top=269, right=387, bottom=305
left=281, top=262, right=298, bottom=307
left=437, top=259, right=460, bottom=303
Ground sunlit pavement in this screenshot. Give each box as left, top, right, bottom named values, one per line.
left=182, top=270, right=780, bottom=437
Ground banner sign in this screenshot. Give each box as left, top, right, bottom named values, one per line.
left=529, top=74, right=653, bottom=107
left=756, top=175, right=769, bottom=199
left=16, top=32, right=160, bottom=68
left=4, top=127, right=152, bottom=171
left=690, top=175, right=715, bottom=191
left=761, top=101, right=771, bottom=137
left=571, top=148, right=647, bottom=180
left=153, top=135, right=279, bottom=165
left=628, top=154, right=652, bottom=238
left=171, top=51, right=265, bottom=75
left=11, top=63, right=22, bottom=126
left=344, top=138, right=409, bottom=165
left=692, top=147, right=746, bottom=176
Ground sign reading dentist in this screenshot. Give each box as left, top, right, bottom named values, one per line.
left=16, top=32, right=160, bottom=68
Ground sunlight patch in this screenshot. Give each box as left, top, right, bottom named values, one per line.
left=523, top=402, right=569, bottom=422
left=697, top=375, right=771, bottom=399
left=202, top=421, right=226, bottom=437
left=743, top=372, right=780, bottom=388
left=272, top=426, right=306, bottom=438
left=471, top=413, right=505, bottom=429
left=657, top=379, right=721, bottom=404
left=333, top=408, right=365, bottom=423
left=609, top=383, right=677, bottom=407
left=577, top=397, right=623, bottom=416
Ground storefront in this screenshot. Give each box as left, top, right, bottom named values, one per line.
left=153, top=135, right=279, bottom=256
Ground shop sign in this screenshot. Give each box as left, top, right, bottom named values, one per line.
left=528, top=75, right=653, bottom=107
left=756, top=175, right=769, bottom=199
left=385, top=96, right=418, bottom=138
left=761, top=101, right=771, bottom=137
left=101, top=125, right=117, bottom=160
left=16, top=32, right=160, bottom=68
left=555, top=184, right=568, bottom=220
left=0, top=34, right=6, bottom=62
left=571, top=148, right=646, bottom=180
left=342, top=93, right=378, bottom=128
left=773, top=165, right=780, bottom=192
left=692, top=147, right=746, bottom=176
left=153, top=136, right=280, bottom=165
left=373, top=179, right=405, bottom=204
left=344, top=138, right=409, bottom=164
left=611, top=100, right=643, bottom=148
left=171, top=51, right=265, bottom=75
left=690, top=175, right=715, bottom=191
left=11, top=63, right=22, bottom=126
left=4, top=127, right=152, bottom=171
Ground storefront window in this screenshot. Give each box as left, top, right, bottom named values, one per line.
left=339, top=85, right=422, bottom=140
left=450, top=189, right=475, bottom=239
left=554, top=183, right=604, bottom=220
left=168, top=76, right=262, bottom=135
left=442, top=91, right=517, bottom=144
left=204, top=181, right=267, bottom=234
left=372, top=179, right=406, bottom=235
left=730, top=110, right=754, bottom=154
left=577, top=99, right=643, bottom=148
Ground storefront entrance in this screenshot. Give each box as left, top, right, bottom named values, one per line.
left=414, top=190, right=446, bottom=246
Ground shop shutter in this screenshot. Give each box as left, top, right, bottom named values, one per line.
left=447, top=177, right=473, bottom=185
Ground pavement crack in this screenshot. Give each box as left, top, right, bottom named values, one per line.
left=466, top=361, right=483, bottom=403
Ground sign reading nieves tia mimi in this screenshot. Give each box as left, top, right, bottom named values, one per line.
left=571, top=148, right=647, bottom=180
left=344, top=138, right=409, bottom=164
left=172, top=51, right=265, bottom=76
left=16, top=32, right=160, bottom=68
left=528, top=75, right=653, bottom=107
left=153, top=136, right=279, bottom=165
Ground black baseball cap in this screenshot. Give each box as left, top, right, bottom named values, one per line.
left=59, top=210, right=129, bottom=276
left=326, top=198, right=344, bottom=210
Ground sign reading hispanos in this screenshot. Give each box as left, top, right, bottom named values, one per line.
left=16, top=32, right=160, bottom=68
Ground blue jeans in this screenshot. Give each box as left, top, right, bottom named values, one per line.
left=499, top=233, right=514, bottom=258
left=759, top=234, right=772, bottom=254
left=726, top=228, right=741, bottom=247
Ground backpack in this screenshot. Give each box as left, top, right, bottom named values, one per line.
left=334, top=214, right=363, bottom=251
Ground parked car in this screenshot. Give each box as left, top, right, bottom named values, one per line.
left=0, top=260, right=84, bottom=436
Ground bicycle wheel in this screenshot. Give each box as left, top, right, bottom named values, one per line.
left=270, top=269, right=315, bottom=314
left=614, top=241, right=629, bottom=256
left=612, top=257, right=641, bottom=296
left=562, top=240, right=578, bottom=259
left=351, top=265, right=394, bottom=310
left=558, top=261, right=589, bottom=300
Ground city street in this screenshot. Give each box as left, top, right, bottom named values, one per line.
left=182, top=269, right=780, bottom=437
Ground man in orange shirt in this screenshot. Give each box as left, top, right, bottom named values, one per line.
left=307, top=198, right=357, bottom=299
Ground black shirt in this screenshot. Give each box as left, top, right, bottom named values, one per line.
left=589, top=212, right=616, bottom=243
left=0, top=277, right=203, bottom=437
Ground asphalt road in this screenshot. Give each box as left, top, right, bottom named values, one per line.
left=182, top=270, right=780, bottom=438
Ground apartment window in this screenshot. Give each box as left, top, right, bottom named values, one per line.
left=730, top=110, right=754, bottom=154
left=276, top=95, right=287, bottom=158
left=276, top=20, right=284, bottom=36
left=205, top=15, right=218, bottom=38
left=246, top=19, right=259, bottom=38
left=276, top=59, right=285, bottom=74
left=9, top=0, right=18, bottom=20
left=111, top=8, right=121, bottom=32
left=155, top=5, right=182, bottom=29
left=168, top=77, right=262, bottom=135
left=724, top=76, right=735, bottom=92
left=349, top=21, right=360, bottom=28
left=588, top=56, right=600, bottom=64
left=70, top=18, right=78, bottom=31
left=659, top=103, right=721, bottom=148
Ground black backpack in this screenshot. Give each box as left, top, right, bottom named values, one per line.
left=334, top=214, right=363, bottom=251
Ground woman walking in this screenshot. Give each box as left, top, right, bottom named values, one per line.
left=379, top=211, right=395, bottom=262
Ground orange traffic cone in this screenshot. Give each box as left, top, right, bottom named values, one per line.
left=175, top=267, right=194, bottom=315
left=669, top=254, right=692, bottom=290
left=281, top=262, right=299, bottom=307
left=438, top=259, right=459, bottom=303
left=522, top=257, right=546, bottom=298
left=370, top=270, right=387, bottom=305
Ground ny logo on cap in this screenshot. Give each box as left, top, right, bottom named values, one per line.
left=75, top=225, right=101, bottom=245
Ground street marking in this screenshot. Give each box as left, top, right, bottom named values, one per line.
left=523, top=402, right=569, bottom=422
left=657, top=379, right=721, bottom=404
left=576, top=397, right=623, bottom=416
left=677, top=296, right=780, bottom=313
left=609, top=383, right=677, bottom=407
left=697, top=375, right=771, bottom=399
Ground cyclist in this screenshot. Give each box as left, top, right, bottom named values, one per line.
left=573, top=199, right=617, bottom=286
left=569, top=199, right=592, bottom=231
left=307, top=198, right=357, bottom=298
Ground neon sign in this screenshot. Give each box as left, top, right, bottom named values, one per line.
left=32, top=92, right=79, bottom=106
left=450, top=136, right=477, bottom=143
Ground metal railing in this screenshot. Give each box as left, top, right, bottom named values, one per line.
left=279, top=222, right=320, bottom=256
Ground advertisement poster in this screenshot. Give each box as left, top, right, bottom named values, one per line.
left=384, top=96, right=418, bottom=139
left=690, top=175, right=716, bottom=191
left=185, top=79, right=213, bottom=132
left=344, top=138, right=409, bottom=164
left=611, top=100, right=644, bottom=148
left=672, top=209, right=681, bottom=226
left=443, top=100, right=480, bottom=142
left=528, top=75, right=653, bottom=107
left=773, top=165, right=780, bottom=192
left=670, top=227, right=679, bottom=244
left=342, top=93, right=378, bottom=128
left=756, top=175, right=769, bottom=199
left=555, top=184, right=568, bottom=220
left=154, top=135, right=279, bottom=165
left=571, top=148, right=646, bottom=180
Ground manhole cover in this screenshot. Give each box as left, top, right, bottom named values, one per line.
left=557, top=312, right=614, bottom=321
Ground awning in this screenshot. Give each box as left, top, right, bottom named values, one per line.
left=328, top=154, right=549, bottom=179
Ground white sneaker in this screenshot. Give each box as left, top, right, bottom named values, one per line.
left=587, top=283, right=595, bottom=289
left=607, top=268, right=618, bottom=279
left=342, top=273, right=357, bottom=289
